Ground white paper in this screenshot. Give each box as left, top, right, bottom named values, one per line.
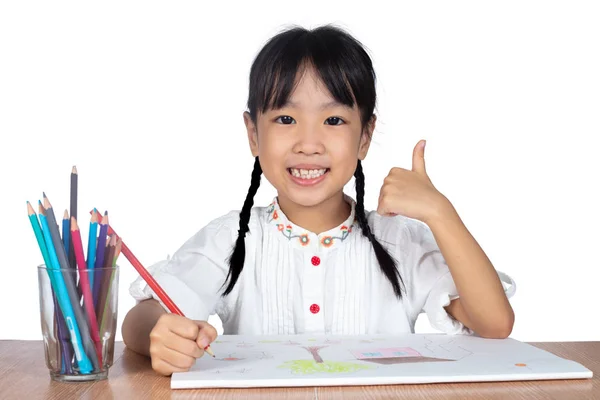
left=171, top=333, right=593, bottom=389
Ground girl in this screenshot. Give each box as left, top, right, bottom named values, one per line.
left=122, top=24, right=516, bottom=376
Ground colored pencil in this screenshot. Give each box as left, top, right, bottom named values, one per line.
left=62, top=210, right=70, bottom=262
left=28, top=202, right=72, bottom=374
left=96, top=234, right=116, bottom=328
left=99, top=237, right=121, bottom=335
left=69, top=166, right=77, bottom=269
left=38, top=201, right=93, bottom=373
left=92, top=212, right=109, bottom=305
left=43, top=194, right=99, bottom=372
left=87, top=209, right=98, bottom=289
left=71, top=216, right=103, bottom=366
left=88, top=209, right=215, bottom=358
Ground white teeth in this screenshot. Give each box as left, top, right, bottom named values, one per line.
left=290, top=168, right=327, bottom=179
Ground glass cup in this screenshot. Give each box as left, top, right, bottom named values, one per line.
left=37, top=265, right=119, bottom=382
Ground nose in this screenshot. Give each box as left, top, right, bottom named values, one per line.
left=291, top=124, right=326, bottom=155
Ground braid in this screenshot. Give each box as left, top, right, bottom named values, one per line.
left=222, top=157, right=262, bottom=296
left=354, top=160, right=405, bottom=299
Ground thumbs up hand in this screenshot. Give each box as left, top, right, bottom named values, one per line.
left=377, top=140, right=451, bottom=224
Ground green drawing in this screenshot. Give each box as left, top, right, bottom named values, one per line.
left=277, top=345, right=374, bottom=375
left=278, top=360, right=373, bottom=375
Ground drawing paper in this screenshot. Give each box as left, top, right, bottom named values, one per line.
left=171, top=333, right=593, bottom=389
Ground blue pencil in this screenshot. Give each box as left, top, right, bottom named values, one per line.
left=38, top=205, right=93, bottom=373
left=62, top=210, right=70, bottom=264
left=87, top=209, right=99, bottom=289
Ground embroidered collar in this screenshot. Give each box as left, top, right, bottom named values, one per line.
left=265, top=195, right=358, bottom=250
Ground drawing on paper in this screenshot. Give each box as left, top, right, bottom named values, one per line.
left=216, top=351, right=274, bottom=362
left=350, top=347, right=453, bottom=365
left=277, top=345, right=375, bottom=375
left=171, top=333, right=594, bottom=390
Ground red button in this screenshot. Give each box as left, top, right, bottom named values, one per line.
left=311, top=256, right=320, bottom=266
left=310, top=304, right=320, bottom=314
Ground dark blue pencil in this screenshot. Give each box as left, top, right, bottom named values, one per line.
left=92, top=212, right=109, bottom=306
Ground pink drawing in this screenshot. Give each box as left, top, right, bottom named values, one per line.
left=350, top=347, right=453, bottom=365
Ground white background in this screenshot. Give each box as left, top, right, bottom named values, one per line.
left=1, top=1, right=598, bottom=343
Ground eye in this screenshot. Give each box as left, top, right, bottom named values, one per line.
left=325, top=117, right=344, bottom=125
left=275, top=116, right=295, bottom=125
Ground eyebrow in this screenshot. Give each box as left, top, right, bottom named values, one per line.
left=284, top=100, right=351, bottom=111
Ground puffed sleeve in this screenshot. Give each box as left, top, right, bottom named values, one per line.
left=397, top=218, right=516, bottom=335
left=128, top=211, right=239, bottom=321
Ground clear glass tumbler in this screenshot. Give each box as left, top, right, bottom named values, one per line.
left=37, top=265, right=119, bottom=381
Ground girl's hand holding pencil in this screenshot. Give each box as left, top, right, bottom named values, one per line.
left=149, top=313, right=218, bottom=376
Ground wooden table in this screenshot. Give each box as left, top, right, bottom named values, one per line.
left=0, top=340, right=598, bottom=399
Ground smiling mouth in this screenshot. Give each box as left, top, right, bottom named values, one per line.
left=287, top=168, right=330, bottom=180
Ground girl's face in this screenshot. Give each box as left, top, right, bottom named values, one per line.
left=244, top=66, right=373, bottom=209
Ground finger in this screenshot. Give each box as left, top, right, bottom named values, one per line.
left=412, top=139, right=427, bottom=175
left=163, top=331, right=204, bottom=359
left=167, top=316, right=200, bottom=340
left=152, top=357, right=193, bottom=376
left=195, top=321, right=218, bottom=348
left=158, top=346, right=199, bottom=370
left=376, top=186, right=386, bottom=215
left=377, top=194, right=391, bottom=216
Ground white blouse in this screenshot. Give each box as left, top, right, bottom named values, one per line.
left=129, top=195, right=516, bottom=336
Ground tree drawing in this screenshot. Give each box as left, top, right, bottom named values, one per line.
left=278, top=345, right=374, bottom=375
left=304, top=346, right=327, bottom=363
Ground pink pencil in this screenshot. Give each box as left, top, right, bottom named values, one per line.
left=71, top=216, right=103, bottom=366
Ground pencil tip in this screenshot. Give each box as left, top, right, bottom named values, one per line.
left=72, top=165, right=77, bottom=174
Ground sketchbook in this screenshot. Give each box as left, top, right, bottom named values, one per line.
left=170, top=333, right=592, bottom=389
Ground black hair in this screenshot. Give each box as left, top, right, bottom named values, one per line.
left=222, top=24, right=404, bottom=299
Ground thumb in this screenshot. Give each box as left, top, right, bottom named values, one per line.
left=194, top=320, right=218, bottom=349
left=412, top=139, right=427, bottom=175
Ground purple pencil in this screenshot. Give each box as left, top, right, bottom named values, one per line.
left=92, top=212, right=109, bottom=305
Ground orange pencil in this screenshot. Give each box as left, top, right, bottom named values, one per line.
left=71, top=216, right=103, bottom=365
left=96, top=235, right=116, bottom=326
left=99, top=237, right=122, bottom=334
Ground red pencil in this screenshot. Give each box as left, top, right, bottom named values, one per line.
left=71, top=216, right=103, bottom=365
left=88, top=209, right=215, bottom=357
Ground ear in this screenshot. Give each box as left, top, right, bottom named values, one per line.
left=244, top=111, right=259, bottom=157
left=358, top=114, right=376, bottom=160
